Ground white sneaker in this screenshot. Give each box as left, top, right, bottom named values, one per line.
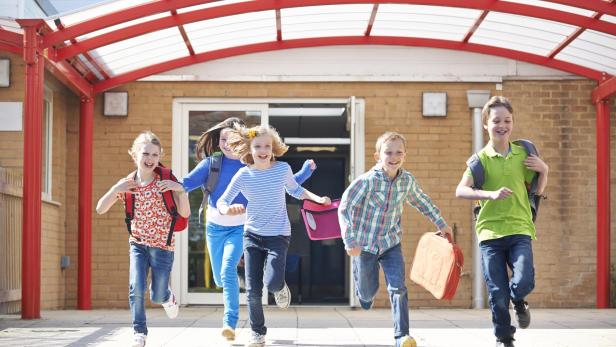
left=273, top=283, right=291, bottom=309
left=246, top=330, right=266, bottom=347
left=221, top=326, right=235, bottom=341
left=131, top=332, right=147, bottom=347
left=162, top=291, right=179, bottom=319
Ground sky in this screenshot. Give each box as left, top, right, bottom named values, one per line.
left=48, top=0, right=111, bottom=13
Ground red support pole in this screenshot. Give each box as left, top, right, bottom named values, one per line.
left=19, top=21, right=44, bottom=320
left=78, top=97, right=94, bottom=310
left=596, top=100, right=611, bottom=308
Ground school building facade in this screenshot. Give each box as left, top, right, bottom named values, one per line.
left=0, top=1, right=615, bottom=316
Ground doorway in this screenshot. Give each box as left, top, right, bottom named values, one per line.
left=171, top=98, right=365, bottom=306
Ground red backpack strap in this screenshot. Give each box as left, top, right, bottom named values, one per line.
left=124, top=171, right=137, bottom=237
left=155, top=166, right=180, bottom=246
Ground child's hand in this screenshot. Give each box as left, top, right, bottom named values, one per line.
left=524, top=154, right=549, bottom=174
left=157, top=180, right=184, bottom=193
left=346, top=247, right=361, bottom=257
left=113, top=177, right=137, bottom=193
left=438, top=226, right=454, bottom=240
left=319, top=196, right=331, bottom=205
left=490, top=187, right=512, bottom=200
left=307, top=159, right=316, bottom=171
left=226, top=204, right=246, bottom=215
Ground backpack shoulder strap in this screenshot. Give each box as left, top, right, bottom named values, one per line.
left=205, top=152, right=223, bottom=193
left=199, top=152, right=224, bottom=223
left=513, top=139, right=539, bottom=194
left=155, top=165, right=179, bottom=214
left=466, top=153, right=484, bottom=190
left=124, top=170, right=138, bottom=236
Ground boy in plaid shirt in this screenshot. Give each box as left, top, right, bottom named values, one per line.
left=338, top=131, right=452, bottom=347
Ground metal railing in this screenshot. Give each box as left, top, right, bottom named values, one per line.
left=0, top=167, right=22, bottom=314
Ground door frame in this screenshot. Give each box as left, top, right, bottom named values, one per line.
left=171, top=97, right=365, bottom=306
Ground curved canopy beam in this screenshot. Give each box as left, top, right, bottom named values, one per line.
left=92, top=35, right=605, bottom=93
left=50, top=0, right=616, bottom=61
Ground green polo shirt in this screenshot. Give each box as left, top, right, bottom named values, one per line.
left=465, top=143, right=536, bottom=242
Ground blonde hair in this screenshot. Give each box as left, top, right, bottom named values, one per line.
left=128, top=130, right=163, bottom=157
left=226, top=125, right=288, bottom=165
left=482, top=96, right=514, bottom=125
left=375, top=131, right=407, bottom=153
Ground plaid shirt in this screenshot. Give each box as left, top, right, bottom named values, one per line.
left=338, top=165, right=447, bottom=255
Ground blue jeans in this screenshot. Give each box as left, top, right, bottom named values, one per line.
left=243, top=232, right=290, bottom=335
left=480, top=234, right=535, bottom=340
left=129, top=243, right=174, bottom=335
left=353, top=244, right=409, bottom=344
left=206, top=222, right=244, bottom=329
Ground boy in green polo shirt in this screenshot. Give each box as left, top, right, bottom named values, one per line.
left=456, top=96, right=549, bottom=347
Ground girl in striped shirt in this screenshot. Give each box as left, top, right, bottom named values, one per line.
left=217, top=125, right=330, bottom=347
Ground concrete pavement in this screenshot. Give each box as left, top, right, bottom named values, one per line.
left=1, top=306, right=616, bottom=346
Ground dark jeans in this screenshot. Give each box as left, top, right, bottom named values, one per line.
left=352, top=244, right=409, bottom=342
left=480, top=234, right=535, bottom=340
left=243, top=232, right=291, bottom=335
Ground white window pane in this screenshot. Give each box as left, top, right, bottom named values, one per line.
left=93, top=27, right=187, bottom=76
left=501, top=0, right=594, bottom=17
left=185, top=10, right=276, bottom=53
left=373, top=5, right=480, bottom=40
left=282, top=5, right=372, bottom=39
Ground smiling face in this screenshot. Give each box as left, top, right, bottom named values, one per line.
left=250, top=134, right=274, bottom=167
left=132, top=143, right=161, bottom=174
left=484, top=105, right=513, bottom=144
left=219, top=128, right=238, bottom=159
left=375, top=138, right=406, bottom=178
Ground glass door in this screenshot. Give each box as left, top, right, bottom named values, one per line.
left=173, top=102, right=266, bottom=304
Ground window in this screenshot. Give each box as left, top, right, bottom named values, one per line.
left=42, top=87, right=52, bottom=200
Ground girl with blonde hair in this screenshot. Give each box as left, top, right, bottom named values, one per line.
left=217, top=125, right=330, bottom=347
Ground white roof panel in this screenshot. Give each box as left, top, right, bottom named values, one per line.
left=501, top=0, right=595, bottom=17
left=185, top=10, right=276, bottom=53
left=372, top=5, right=480, bottom=41
left=92, top=27, right=186, bottom=76
left=471, top=12, right=576, bottom=56
left=557, top=30, right=616, bottom=75
left=281, top=4, right=372, bottom=40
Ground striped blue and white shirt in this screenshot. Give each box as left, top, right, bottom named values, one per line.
left=338, top=165, right=447, bottom=255
left=217, top=161, right=305, bottom=236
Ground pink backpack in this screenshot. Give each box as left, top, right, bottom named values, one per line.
left=300, top=199, right=341, bottom=240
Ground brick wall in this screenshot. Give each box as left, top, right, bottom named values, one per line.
left=1, top=58, right=614, bottom=309
left=78, top=80, right=615, bottom=309
left=0, top=53, right=76, bottom=309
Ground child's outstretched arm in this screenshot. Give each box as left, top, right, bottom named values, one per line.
left=338, top=178, right=367, bottom=257
left=455, top=174, right=513, bottom=201
left=407, top=176, right=453, bottom=239
left=299, top=189, right=330, bottom=205
left=293, top=159, right=316, bottom=185
left=96, top=177, right=137, bottom=214
left=524, top=154, right=549, bottom=195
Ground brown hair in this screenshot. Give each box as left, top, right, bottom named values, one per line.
left=128, top=130, right=162, bottom=157
left=375, top=131, right=407, bottom=154
left=226, top=125, right=288, bottom=165
left=194, top=117, right=246, bottom=161
left=482, top=96, right=514, bottom=125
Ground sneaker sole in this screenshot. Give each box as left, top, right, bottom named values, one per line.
left=221, top=328, right=235, bottom=341
left=275, top=285, right=291, bottom=309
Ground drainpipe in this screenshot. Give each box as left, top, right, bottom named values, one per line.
left=466, top=90, right=491, bottom=309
